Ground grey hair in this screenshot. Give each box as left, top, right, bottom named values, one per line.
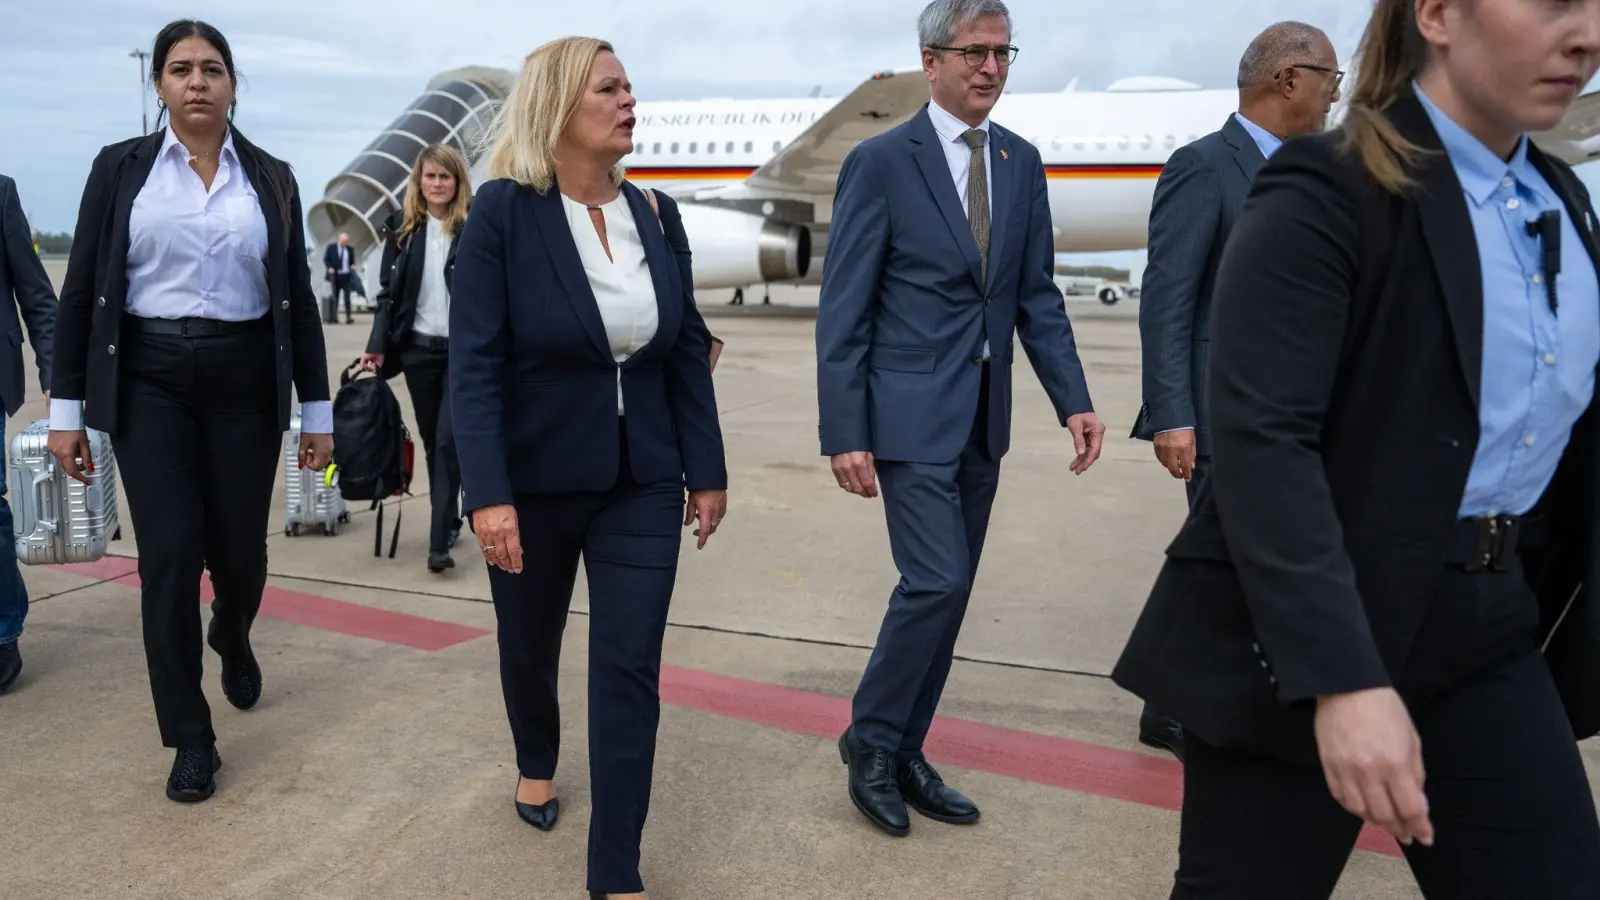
left=917, top=0, right=1012, bottom=49
left=1236, top=20, right=1329, bottom=90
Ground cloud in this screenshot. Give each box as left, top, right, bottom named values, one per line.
left=4, top=0, right=1594, bottom=245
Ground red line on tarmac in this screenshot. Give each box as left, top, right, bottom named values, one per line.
left=50, top=558, right=490, bottom=652
left=659, top=664, right=1403, bottom=858
left=48, top=558, right=1399, bottom=853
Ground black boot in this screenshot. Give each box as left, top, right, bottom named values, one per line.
left=167, top=746, right=222, bottom=802
left=208, top=617, right=262, bottom=711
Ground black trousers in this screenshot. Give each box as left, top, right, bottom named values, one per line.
left=401, top=339, right=461, bottom=554
left=486, top=422, right=682, bottom=895
left=1185, top=453, right=1211, bottom=510
left=326, top=274, right=352, bottom=322
left=1171, top=562, right=1600, bottom=899
left=1145, top=453, right=1213, bottom=732
left=112, top=317, right=282, bottom=749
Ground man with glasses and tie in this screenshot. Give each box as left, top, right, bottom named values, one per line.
left=1129, top=21, right=1342, bottom=761
left=817, top=0, right=1105, bottom=838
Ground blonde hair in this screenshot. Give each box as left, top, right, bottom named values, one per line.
left=1339, top=0, right=1437, bottom=193
left=399, top=143, right=472, bottom=240
left=481, top=36, right=625, bottom=192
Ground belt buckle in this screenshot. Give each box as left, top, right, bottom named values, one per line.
left=1495, top=517, right=1519, bottom=572
left=178, top=318, right=191, bottom=338
left=1464, top=515, right=1516, bottom=572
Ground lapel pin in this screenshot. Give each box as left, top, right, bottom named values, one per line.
left=1000, top=148, right=1008, bottom=161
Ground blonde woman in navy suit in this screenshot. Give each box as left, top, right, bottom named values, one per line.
left=450, top=36, right=727, bottom=900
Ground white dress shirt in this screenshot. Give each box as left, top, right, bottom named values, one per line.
left=561, top=192, right=659, bottom=414
left=411, top=215, right=451, bottom=339
left=49, top=127, right=333, bottom=433
left=926, top=98, right=994, bottom=359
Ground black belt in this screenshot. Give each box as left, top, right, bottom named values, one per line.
left=1446, top=513, right=1544, bottom=572
left=410, top=334, right=448, bottom=352
left=127, top=315, right=271, bottom=337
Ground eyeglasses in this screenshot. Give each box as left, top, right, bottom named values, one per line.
left=929, top=44, right=1019, bottom=68
left=1289, top=63, right=1344, bottom=88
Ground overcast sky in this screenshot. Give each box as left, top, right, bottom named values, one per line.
left=2, top=0, right=1593, bottom=258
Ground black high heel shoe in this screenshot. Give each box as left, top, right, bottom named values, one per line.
left=514, top=787, right=560, bottom=831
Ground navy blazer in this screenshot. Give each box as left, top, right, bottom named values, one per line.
left=1130, top=114, right=1265, bottom=455
left=448, top=177, right=726, bottom=513
left=815, top=105, right=1093, bottom=464
left=0, top=173, right=56, bottom=416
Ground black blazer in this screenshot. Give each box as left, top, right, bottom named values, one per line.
left=364, top=210, right=460, bottom=380
left=449, top=178, right=726, bottom=513
left=323, top=242, right=355, bottom=278
left=52, top=129, right=331, bottom=434
left=0, top=173, right=56, bottom=416
left=1112, top=86, right=1600, bottom=763
left=1130, top=114, right=1266, bottom=454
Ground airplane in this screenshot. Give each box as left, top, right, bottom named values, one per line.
left=308, top=64, right=1600, bottom=295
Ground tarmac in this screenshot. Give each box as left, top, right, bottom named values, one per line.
left=6, top=269, right=1585, bottom=898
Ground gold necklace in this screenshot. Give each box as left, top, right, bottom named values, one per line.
left=187, top=146, right=221, bottom=166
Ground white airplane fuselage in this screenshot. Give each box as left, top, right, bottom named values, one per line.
left=621, top=86, right=1241, bottom=263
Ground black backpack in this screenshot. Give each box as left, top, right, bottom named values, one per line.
left=331, top=360, right=414, bottom=557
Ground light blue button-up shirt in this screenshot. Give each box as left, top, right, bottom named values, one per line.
left=1414, top=83, right=1600, bottom=517
left=1233, top=112, right=1283, bottom=160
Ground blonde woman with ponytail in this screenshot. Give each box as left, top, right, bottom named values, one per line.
left=1113, top=1, right=1600, bottom=896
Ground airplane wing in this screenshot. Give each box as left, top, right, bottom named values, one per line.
left=1533, top=89, right=1600, bottom=165
left=742, top=66, right=929, bottom=195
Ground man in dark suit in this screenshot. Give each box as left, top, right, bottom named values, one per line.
left=1128, top=20, right=1342, bottom=760
left=323, top=233, right=355, bottom=324
left=817, top=0, right=1105, bottom=838
left=0, top=174, right=57, bottom=691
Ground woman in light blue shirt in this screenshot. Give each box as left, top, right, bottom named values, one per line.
left=1112, top=0, right=1600, bottom=896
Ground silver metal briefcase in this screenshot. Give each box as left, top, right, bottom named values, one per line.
left=282, top=405, right=347, bottom=537
left=9, top=418, right=120, bottom=565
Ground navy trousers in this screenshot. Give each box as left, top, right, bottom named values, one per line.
left=486, top=423, right=683, bottom=896
left=852, top=373, right=1001, bottom=754
left=0, top=415, right=28, bottom=646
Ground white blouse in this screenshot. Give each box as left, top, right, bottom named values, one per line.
left=412, top=214, right=451, bottom=338
left=48, top=126, right=334, bottom=435
left=561, top=192, right=659, bottom=414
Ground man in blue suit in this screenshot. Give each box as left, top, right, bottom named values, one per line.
left=817, top=0, right=1105, bottom=837
left=0, top=174, right=57, bottom=693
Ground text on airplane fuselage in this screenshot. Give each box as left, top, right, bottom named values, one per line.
left=636, top=111, right=825, bottom=127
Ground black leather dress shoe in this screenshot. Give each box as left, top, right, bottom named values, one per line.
left=428, top=551, right=455, bottom=573
left=838, top=727, right=910, bottom=836
left=207, top=619, right=262, bottom=711
left=1139, top=704, right=1185, bottom=762
left=0, top=641, right=20, bottom=692
left=897, top=754, right=980, bottom=824
left=447, top=522, right=462, bottom=549
left=515, top=793, right=560, bottom=831
left=167, top=746, right=222, bottom=802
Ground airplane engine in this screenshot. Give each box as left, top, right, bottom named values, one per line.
left=674, top=203, right=811, bottom=289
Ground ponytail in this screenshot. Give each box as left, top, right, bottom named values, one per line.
left=1340, top=0, right=1433, bottom=193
